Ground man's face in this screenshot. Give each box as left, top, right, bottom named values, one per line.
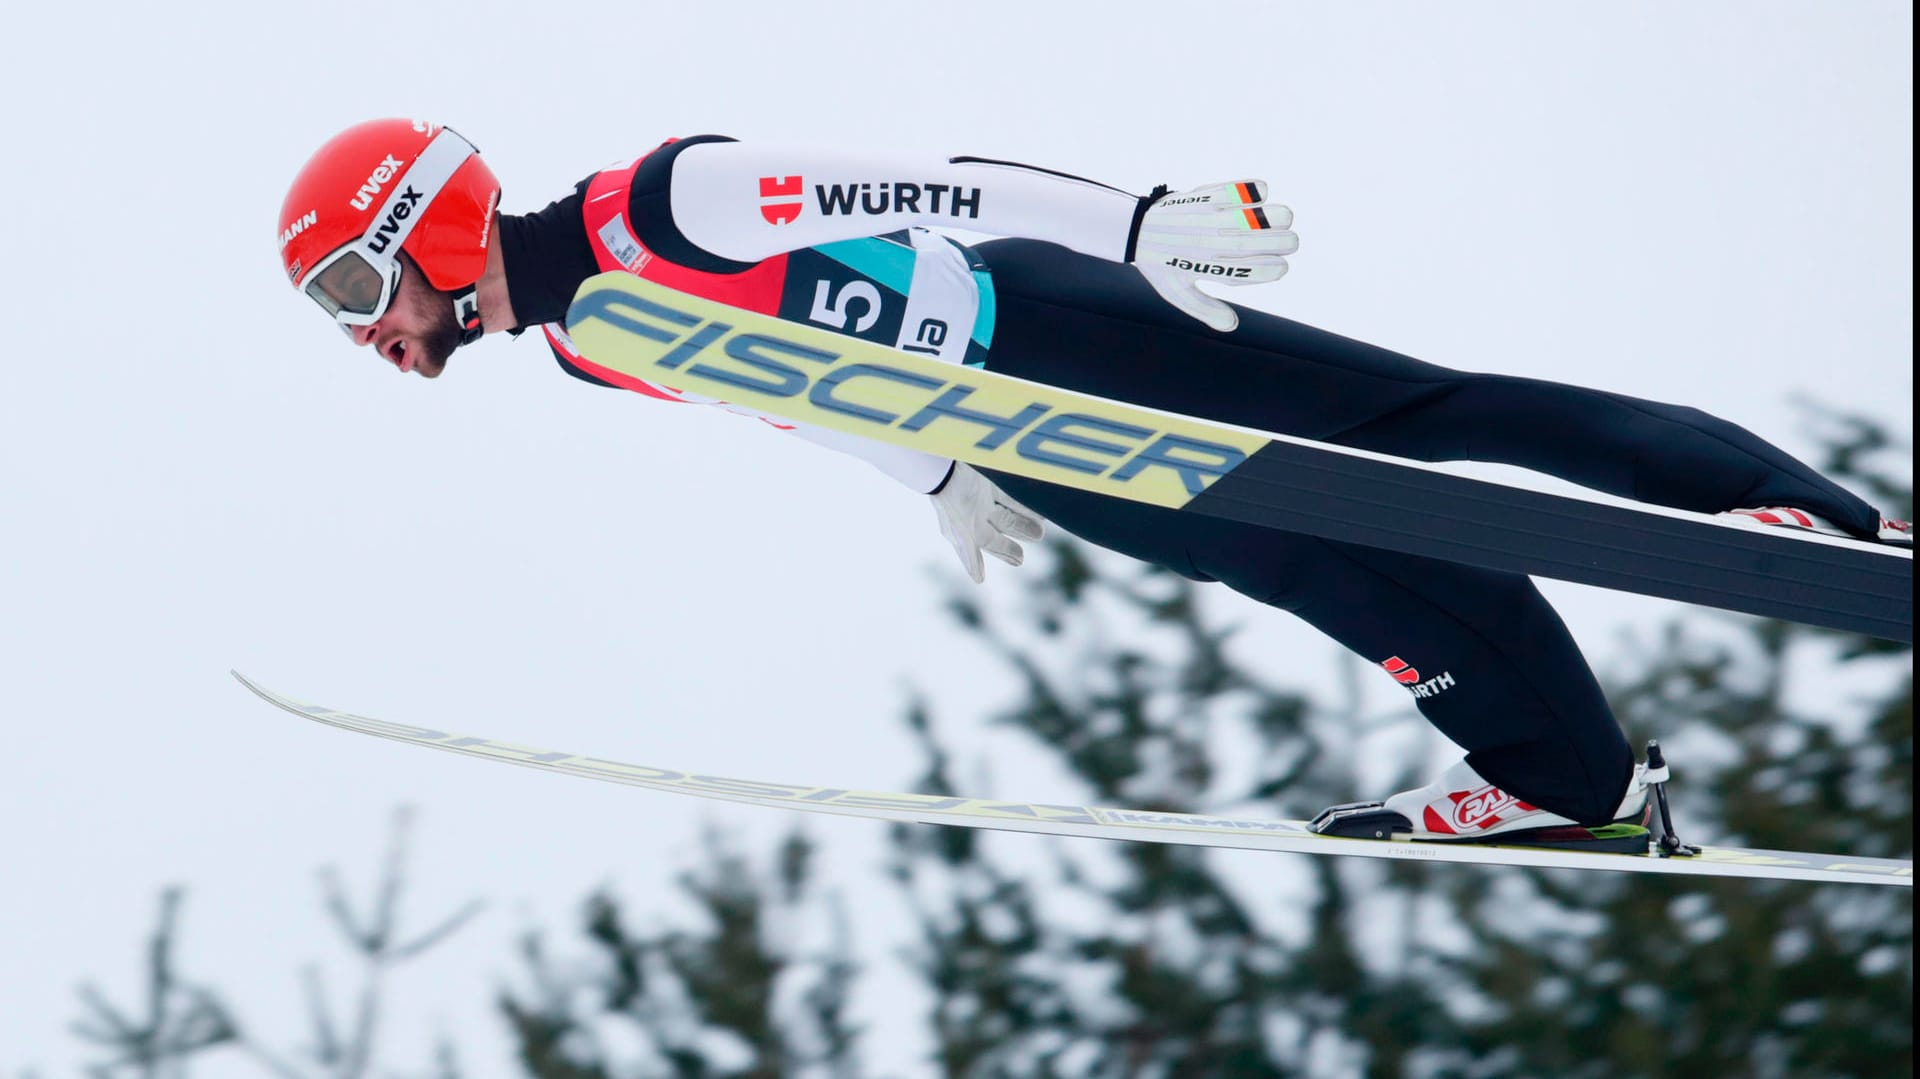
left=345, top=253, right=463, bottom=379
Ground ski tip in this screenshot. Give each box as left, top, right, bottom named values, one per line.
left=230, top=670, right=301, bottom=716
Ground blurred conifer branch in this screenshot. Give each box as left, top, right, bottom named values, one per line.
left=74, top=809, right=477, bottom=1078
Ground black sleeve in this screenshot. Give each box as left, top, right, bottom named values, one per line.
left=496, top=183, right=599, bottom=330
left=626, top=134, right=762, bottom=274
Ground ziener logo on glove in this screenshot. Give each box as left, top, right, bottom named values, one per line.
left=1163, top=257, right=1252, bottom=279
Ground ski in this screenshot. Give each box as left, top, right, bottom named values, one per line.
left=233, top=672, right=1913, bottom=888
left=563, top=272, right=1912, bottom=643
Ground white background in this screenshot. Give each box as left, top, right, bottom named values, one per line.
left=0, top=3, right=1909, bottom=1074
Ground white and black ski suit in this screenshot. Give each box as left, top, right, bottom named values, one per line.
left=494, top=135, right=1880, bottom=824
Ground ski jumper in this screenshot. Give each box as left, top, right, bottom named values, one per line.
left=497, top=136, right=1881, bottom=826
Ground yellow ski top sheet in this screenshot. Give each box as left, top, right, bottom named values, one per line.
left=564, top=271, right=1269, bottom=508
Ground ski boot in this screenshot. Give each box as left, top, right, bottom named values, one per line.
left=1724, top=506, right=1913, bottom=547
left=1311, top=742, right=1696, bottom=855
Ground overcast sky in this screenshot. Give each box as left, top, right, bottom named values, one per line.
left=1, top=2, right=1909, bottom=1074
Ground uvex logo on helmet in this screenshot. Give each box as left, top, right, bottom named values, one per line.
left=350, top=155, right=407, bottom=211
left=365, top=188, right=425, bottom=254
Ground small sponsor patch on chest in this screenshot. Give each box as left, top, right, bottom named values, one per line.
left=596, top=213, right=651, bottom=272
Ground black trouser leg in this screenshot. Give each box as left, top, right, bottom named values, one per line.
left=1327, top=374, right=1880, bottom=532
left=974, top=239, right=1880, bottom=533
left=985, top=478, right=1634, bottom=824
left=974, top=238, right=1876, bottom=816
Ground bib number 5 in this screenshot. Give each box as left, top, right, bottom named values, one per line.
left=809, top=279, right=882, bottom=333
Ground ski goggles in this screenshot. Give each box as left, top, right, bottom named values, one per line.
left=302, top=243, right=403, bottom=328
left=298, top=127, right=478, bottom=329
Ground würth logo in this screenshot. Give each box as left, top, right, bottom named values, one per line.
left=1381, top=657, right=1456, bottom=699
left=816, top=180, right=981, bottom=219
left=760, top=175, right=803, bottom=225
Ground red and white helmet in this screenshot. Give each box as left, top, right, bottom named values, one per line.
left=277, top=119, right=500, bottom=344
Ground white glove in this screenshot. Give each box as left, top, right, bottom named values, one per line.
left=929, top=463, right=1045, bottom=583
left=1130, top=180, right=1298, bottom=333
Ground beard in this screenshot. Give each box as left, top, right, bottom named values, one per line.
left=399, top=256, right=468, bottom=378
